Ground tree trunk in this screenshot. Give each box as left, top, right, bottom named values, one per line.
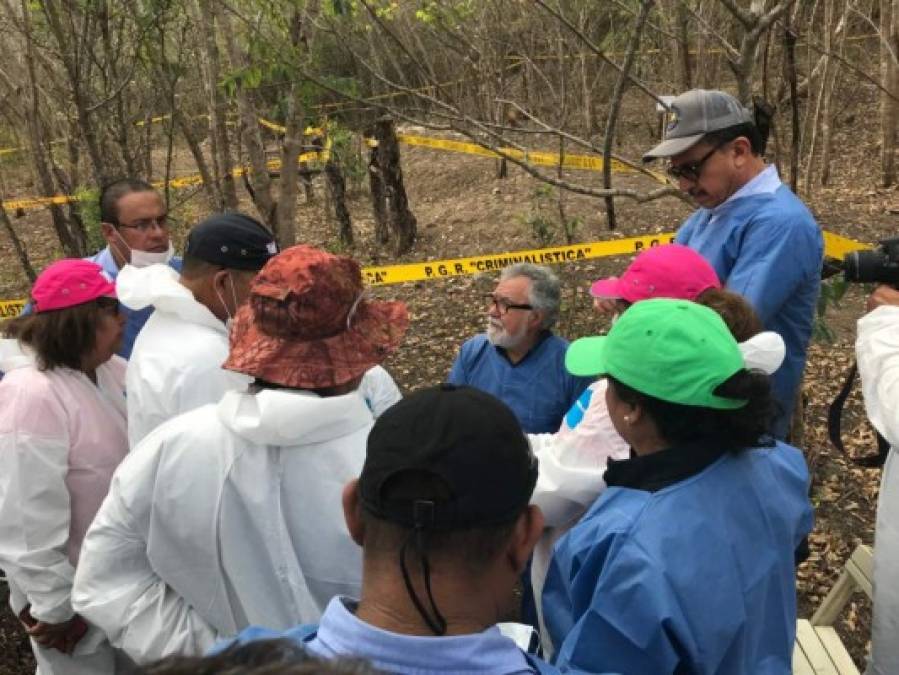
left=374, top=118, right=416, bottom=256
left=368, top=143, right=389, bottom=245
left=675, top=0, right=693, bottom=89
left=881, top=0, right=898, bottom=186
left=142, top=113, right=153, bottom=180
left=99, top=1, right=134, bottom=177
left=580, top=53, right=596, bottom=138
left=325, top=159, right=354, bottom=247
left=175, top=111, right=220, bottom=208
left=0, top=202, right=36, bottom=282
left=784, top=19, right=801, bottom=192
left=216, top=6, right=276, bottom=226
left=274, top=90, right=303, bottom=247
left=803, top=0, right=833, bottom=196
left=603, top=0, right=653, bottom=231
left=819, top=0, right=844, bottom=186
left=193, top=0, right=239, bottom=210
left=274, top=8, right=312, bottom=248
left=21, top=0, right=84, bottom=256
left=39, top=0, right=109, bottom=186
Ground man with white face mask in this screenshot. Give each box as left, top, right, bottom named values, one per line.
left=119, top=212, right=277, bottom=447
left=120, top=213, right=404, bottom=447
left=448, top=263, right=592, bottom=434
left=92, top=178, right=183, bottom=358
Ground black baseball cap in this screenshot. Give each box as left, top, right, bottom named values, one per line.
left=185, top=212, right=278, bottom=271
left=359, top=384, right=538, bottom=532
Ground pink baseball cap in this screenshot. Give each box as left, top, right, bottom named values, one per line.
left=590, top=244, right=721, bottom=303
left=32, top=259, right=117, bottom=313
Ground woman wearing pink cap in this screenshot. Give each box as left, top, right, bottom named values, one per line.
left=0, top=259, right=130, bottom=674
left=529, top=244, right=786, bottom=654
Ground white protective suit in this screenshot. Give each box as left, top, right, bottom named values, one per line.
left=118, top=263, right=253, bottom=448
left=527, top=378, right=630, bottom=656
left=119, top=264, right=401, bottom=448
left=0, top=340, right=131, bottom=674
left=71, top=386, right=372, bottom=665
left=856, top=304, right=899, bottom=675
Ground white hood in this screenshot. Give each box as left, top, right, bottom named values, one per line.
left=0, top=338, right=34, bottom=372
left=117, top=264, right=223, bottom=333
left=217, top=388, right=373, bottom=447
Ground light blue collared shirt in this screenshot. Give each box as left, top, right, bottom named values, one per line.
left=219, top=596, right=555, bottom=674
left=308, top=597, right=540, bottom=674
left=708, top=164, right=781, bottom=225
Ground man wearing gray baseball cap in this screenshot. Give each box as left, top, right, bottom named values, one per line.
left=643, top=89, right=823, bottom=440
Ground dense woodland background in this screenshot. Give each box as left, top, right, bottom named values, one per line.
left=1, top=1, right=898, bottom=672
left=0, top=0, right=897, bottom=270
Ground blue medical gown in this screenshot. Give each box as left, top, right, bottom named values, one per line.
left=542, top=442, right=813, bottom=675
left=676, top=187, right=823, bottom=438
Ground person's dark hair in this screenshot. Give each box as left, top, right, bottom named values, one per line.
left=140, top=638, right=379, bottom=674
left=99, top=178, right=155, bottom=226
left=180, top=252, right=225, bottom=280
left=2, top=297, right=116, bottom=371
left=608, top=368, right=774, bottom=450
left=702, top=97, right=774, bottom=156
left=695, top=288, right=763, bottom=342
left=360, top=470, right=518, bottom=573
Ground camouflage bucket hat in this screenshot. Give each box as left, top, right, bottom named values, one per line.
left=223, top=244, right=409, bottom=389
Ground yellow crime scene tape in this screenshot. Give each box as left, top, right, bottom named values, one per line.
left=822, top=230, right=871, bottom=259
left=0, top=119, right=322, bottom=157
left=0, top=299, right=26, bottom=318
left=393, top=134, right=639, bottom=174
left=362, top=231, right=871, bottom=286
left=0, top=231, right=875, bottom=313
left=363, top=234, right=676, bottom=286
left=3, top=129, right=643, bottom=211
left=2, top=138, right=332, bottom=212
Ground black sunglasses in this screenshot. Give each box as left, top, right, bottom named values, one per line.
left=666, top=141, right=727, bottom=181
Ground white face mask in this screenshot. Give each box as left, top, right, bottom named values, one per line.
left=112, top=229, right=174, bottom=268
left=131, top=241, right=175, bottom=268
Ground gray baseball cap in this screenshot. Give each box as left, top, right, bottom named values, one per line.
left=644, top=89, right=753, bottom=161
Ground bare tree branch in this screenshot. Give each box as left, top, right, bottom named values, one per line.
left=531, top=0, right=670, bottom=110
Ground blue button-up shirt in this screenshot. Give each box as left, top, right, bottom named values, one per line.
left=447, top=332, right=593, bottom=434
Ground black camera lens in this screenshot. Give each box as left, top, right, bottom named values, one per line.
left=844, top=250, right=899, bottom=284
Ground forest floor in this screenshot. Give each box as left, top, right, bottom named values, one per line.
left=0, top=111, right=897, bottom=673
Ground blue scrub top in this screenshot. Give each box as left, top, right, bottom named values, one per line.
left=676, top=185, right=823, bottom=438
left=447, top=332, right=593, bottom=434
left=543, top=441, right=813, bottom=675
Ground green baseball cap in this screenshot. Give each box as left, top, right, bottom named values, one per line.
left=565, top=298, right=747, bottom=410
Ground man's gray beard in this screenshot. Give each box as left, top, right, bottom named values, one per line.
left=487, top=321, right=523, bottom=350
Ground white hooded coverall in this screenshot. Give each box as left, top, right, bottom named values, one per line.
left=71, top=386, right=372, bottom=665
left=857, top=304, right=899, bottom=675
left=0, top=342, right=131, bottom=674
left=119, top=264, right=402, bottom=448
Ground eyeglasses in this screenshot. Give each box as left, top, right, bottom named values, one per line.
left=485, top=293, right=533, bottom=315
left=666, top=142, right=726, bottom=181
left=117, top=214, right=169, bottom=232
